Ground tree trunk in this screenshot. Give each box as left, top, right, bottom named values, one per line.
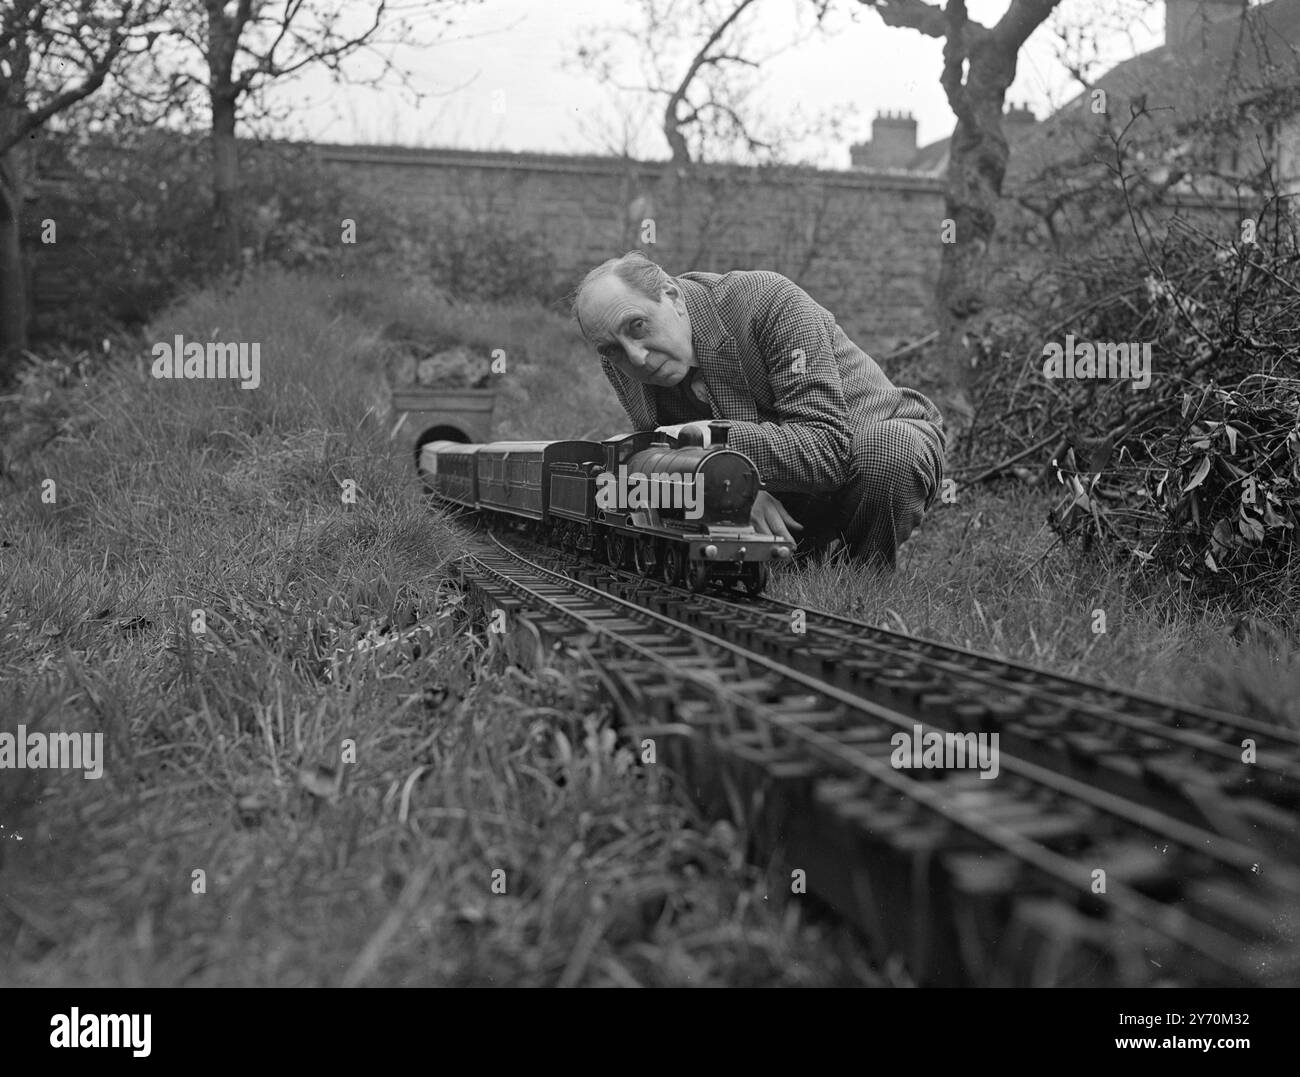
left=0, top=147, right=29, bottom=378
left=210, top=87, right=241, bottom=273
left=933, top=104, right=1010, bottom=434
left=933, top=32, right=1021, bottom=441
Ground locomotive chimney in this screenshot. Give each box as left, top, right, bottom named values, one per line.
left=708, top=421, right=731, bottom=447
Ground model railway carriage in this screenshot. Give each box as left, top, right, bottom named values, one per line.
left=477, top=441, right=604, bottom=520
left=420, top=422, right=791, bottom=594
left=420, top=441, right=479, bottom=508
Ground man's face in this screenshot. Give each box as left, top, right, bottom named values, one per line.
left=579, top=275, right=695, bottom=387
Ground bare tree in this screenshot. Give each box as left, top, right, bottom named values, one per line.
left=856, top=0, right=1063, bottom=431
left=141, top=1, right=453, bottom=273
left=0, top=0, right=163, bottom=369
left=659, top=0, right=761, bottom=163
left=576, top=0, right=834, bottom=165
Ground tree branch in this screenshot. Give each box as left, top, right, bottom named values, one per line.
left=991, top=0, right=1060, bottom=54
left=663, top=0, right=760, bottom=161
left=855, top=0, right=949, bottom=41
left=0, top=4, right=139, bottom=154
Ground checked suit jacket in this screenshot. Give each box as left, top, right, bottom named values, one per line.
left=598, top=269, right=944, bottom=495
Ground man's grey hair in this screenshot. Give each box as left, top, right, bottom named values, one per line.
left=571, top=251, right=672, bottom=339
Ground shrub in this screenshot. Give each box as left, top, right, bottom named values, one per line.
left=966, top=205, right=1300, bottom=618
left=423, top=215, right=561, bottom=306
left=24, top=134, right=563, bottom=350
left=27, top=132, right=375, bottom=340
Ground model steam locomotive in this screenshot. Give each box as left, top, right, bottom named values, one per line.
left=419, top=421, right=792, bottom=594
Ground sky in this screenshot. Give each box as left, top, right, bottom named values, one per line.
left=273, top=0, right=1169, bottom=168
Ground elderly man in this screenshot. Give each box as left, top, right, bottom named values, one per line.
left=572, top=251, right=945, bottom=570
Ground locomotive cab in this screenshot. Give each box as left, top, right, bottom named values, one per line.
left=600, top=429, right=675, bottom=475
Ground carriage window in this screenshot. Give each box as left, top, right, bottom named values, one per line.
left=529, top=461, right=541, bottom=484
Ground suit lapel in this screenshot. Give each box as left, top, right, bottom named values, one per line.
left=679, top=277, right=758, bottom=422
left=601, top=357, right=657, bottom=429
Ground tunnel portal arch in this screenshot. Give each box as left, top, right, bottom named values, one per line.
left=414, top=424, right=471, bottom=471
left=390, top=387, right=497, bottom=470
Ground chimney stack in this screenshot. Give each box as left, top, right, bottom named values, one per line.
left=850, top=110, right=918, bottom=169
left=1004, top=101, right=1036, bottom=127
left=1165, top=0, right=1241, bottom=51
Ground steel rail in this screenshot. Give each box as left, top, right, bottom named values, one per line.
left=517, top=535, right=1300, bottom=779
left=462, top=536, right=1298, bottom=978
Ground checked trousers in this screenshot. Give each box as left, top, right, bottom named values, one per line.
left=777, top=416, right=946, bottom=571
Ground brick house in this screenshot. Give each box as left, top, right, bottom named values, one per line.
left=863, top=0, right=1300, bottom=206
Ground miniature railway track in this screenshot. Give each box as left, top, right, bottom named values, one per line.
left=515, top=537, right=1300, bottom=856
left=458, top=531, right=1300, bottom=987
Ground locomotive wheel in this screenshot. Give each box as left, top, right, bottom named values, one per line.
left=606, top=532, right=624, bottom=568
left=742, top=562, right=769, bottom=596
left=633, top=537, right=659, bottom=578
left=661, top=544, right=685, bottom=586
left=687, top=562, right=710, bottom=593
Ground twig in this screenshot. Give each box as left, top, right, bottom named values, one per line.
left=1010, top=533, right=1062, bottom=588
left=956, top=434, right=1058, bottom=485
left=881, top=330, right=938, bottom=361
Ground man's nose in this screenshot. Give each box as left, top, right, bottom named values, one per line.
left=622, top=340, right=650, bottom=367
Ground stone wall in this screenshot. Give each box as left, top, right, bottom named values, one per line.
left=28, top=137, right=1254, bottom=358
left=315, top=145, right=947, bottom=354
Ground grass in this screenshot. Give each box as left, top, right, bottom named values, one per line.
left=767, top=483, right=1299, bottom=727
left=2, top=266, right=1294, bottom=988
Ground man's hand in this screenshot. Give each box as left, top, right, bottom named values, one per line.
left=751, top=490, right=803, bottom=545
left=655, top=420, right=712, bottom=446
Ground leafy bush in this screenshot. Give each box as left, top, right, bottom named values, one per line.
left=424, top=215, right=561, bottom=306
left=966, top=206, right=1300, bottom=616
left=26, top=133, right=562, bottom=347
left=28, top=132, right=364, bottom=339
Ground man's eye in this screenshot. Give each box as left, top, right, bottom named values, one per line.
left=627, top=319, right=648, bottom=339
